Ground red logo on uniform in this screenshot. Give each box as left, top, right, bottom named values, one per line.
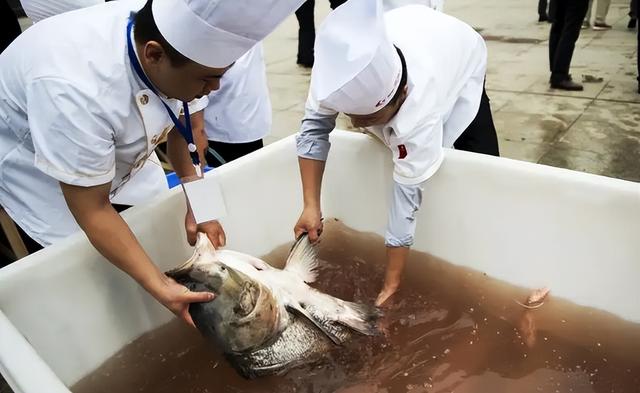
left=398, top=144, right=407, bottom=159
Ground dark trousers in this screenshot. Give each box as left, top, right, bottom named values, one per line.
left=295, top=0, right=347, bottom=65
left=548, top=0, right=589, bottom=82
left=0, top=0, right=21, bottom=54
left=635, top=0, right=639, bottom=84
left=539, top=0, right=548, bottom=17
left=205, top=139, right=264, bottom=168
left=453, top=87, right=500, bottom=157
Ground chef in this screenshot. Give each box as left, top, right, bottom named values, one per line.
left=203, top=43, right=272, bottom=167
left=16, top=0, right=171, bottom=232
left=0, top=0, right=304, bottom=326
left=293, top=0, right=500, bottom=306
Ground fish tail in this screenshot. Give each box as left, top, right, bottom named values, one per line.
left=337, top=301, right=383, bottom=336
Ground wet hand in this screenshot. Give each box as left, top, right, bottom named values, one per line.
left=155, top=276, right=215, bottom=328
left=375, top=284, right=400, bottom=307
left=294, top=207, right=323, bottom=243
left=185, top=210, right=226, bottom=248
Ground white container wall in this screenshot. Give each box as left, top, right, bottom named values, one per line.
left=1, top=131, right=639, bottom=393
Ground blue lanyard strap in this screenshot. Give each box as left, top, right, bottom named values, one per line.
left=126, top=14, right=200, bottom=169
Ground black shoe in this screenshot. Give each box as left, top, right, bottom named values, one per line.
left=628, top=18, right=637, bottom=29
left=538, top=14, right=549, bottom=22
left=550, top=77, right=584, bottom=91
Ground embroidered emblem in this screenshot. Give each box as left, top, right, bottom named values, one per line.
left=398, top=144, right=407, bottom=159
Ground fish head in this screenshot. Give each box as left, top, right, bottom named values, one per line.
left=165, top=232, right=226, bottom=290
left=166, top=233, right=283, bottom=353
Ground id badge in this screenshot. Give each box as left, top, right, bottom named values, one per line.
left=182, top=176, right=227, bottom=224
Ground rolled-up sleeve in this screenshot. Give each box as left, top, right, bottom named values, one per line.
left=385, top=181, right=424, bottom=247
left=295, top=97, right=338, bottom=162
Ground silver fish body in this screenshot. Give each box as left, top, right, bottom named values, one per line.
left=167, top=233, right=380, bottom=378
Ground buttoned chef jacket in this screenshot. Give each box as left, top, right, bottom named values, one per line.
left=0, top=0, right=207, bottom=246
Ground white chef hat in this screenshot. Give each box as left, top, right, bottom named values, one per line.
left=152, top=0, right=305, bottom=68
left=310, top=0, right=402, bottom=115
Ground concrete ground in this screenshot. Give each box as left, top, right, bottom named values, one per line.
left=264, top=0, right=640, bottom=182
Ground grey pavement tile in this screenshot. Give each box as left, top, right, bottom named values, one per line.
left=268, top=87, right=308, bottom=111
left=539, top=145, right=640, bottom=182
left=271, top=110, right=304, bottom=140
left=493, top=93, right=591, bottom=144
left=597, top=79, right=640, bottom=103
left=498, top=138, right=552, bottom=163
left=485, top=90, right=519, bottom=112
left=546, top=101, right=640, bottom=181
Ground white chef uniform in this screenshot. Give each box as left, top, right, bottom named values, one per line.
left=0, top=0, right=305, bottom=246
left=19, top=0, right=104, bottom=23
left=16, top=0, right=169, bottom=210
left=204, top=43, right=272, bottom=144
left=296, top=0, right=487, bottom=247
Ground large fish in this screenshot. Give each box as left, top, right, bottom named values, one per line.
left=166, top=233, right=381, bottom=378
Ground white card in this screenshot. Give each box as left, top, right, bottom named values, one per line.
left=182, top=177, right=227, bottom=224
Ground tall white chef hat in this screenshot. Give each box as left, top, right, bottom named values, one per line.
left=152, top=0, right=305, bottom=68
left=310, top=0, right=402, bottom=115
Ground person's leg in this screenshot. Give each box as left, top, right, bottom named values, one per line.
left=583, top=0, right=593, bottom=26
left=0, top=0, right=22, bottom=53
left=629, top=0, right=637, bottom=28
left=329, top=0, right=346, bottom=9
left=549, top=0, right=565, bottom=73
left=539, top=0, right=549, bottom=21
left=551, top=0, right=589, bottom=89
left=637, top=0, right=640, bottom=92
left=206, top=140, right=264, bottom=168
left=295, top=0, right=315, bottom=67
left=593, top=0, right=612, bottom=28
left=453, top=87, right=500, bottom=156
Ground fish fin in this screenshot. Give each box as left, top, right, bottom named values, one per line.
left=165, top=233, right=214, bottom=278
left=335, top=300, right=383, bottom=336
left=286, top=304, right=342, bottom=345
left=284, top=234, right=319, bottom=283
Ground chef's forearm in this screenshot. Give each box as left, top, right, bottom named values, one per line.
left=60, top=182, right=167, bottom=297
left=298, top=157, right=326, bottom=210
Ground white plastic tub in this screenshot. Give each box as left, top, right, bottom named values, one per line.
left=1, top=130, right=639, bottom=392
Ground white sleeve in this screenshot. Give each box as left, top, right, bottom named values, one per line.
left=385, top=181, right=424, bottom=247
left=26, top=78, right=116, bottom=187
left=389, top=115, right=444, bottom=186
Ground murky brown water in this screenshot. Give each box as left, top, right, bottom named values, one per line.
left=72, top=219, right=640, bottom=393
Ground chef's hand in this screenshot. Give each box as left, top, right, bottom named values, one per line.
left=294, top=207, right=323, bottom=243
left=185, top=209, right=226, bottom=248
left=152, top=275, right=214, bottom=328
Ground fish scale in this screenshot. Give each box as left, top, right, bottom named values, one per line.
left=229, top=306, right=352, bottom=378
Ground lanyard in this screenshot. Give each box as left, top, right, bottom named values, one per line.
left=126, top=14, right=201, bottom=175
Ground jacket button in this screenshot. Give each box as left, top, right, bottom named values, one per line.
left=139, top=94, right=149, bottom=105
